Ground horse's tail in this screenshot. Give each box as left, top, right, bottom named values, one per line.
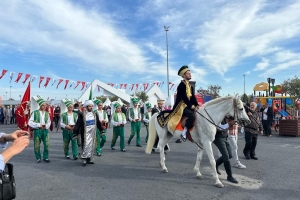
left=145, top=113, right=159, bottom=154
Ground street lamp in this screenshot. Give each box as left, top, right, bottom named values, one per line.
left=243, top=74, right=246, bottom=102
left=10, top=86, right=11, bottom=100
left=271, top=78, right=275, bottom=96
left=164, top=25, right=170, bottom=97
left=6, top=92, right=7, bottom=100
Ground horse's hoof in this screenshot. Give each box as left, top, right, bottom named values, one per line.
left=162, top=168, right=168, bottom=173
left=196, top=175, right=203, bottom=179
left=215, top=182, right=224, bottom=188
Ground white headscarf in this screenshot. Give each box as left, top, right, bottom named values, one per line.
left=84, top=100, right=94, bottom=107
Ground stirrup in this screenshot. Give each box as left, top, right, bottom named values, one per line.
left=180, top=135, right=186, bottom=142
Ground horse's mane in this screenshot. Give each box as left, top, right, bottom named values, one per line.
left=203, top=96, right=233, bottom=107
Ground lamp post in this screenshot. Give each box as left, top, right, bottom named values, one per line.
left=164, top=26, right=170, bottom=97
left=6, top=92, right=7, bottom=100
left=271, top=78, right=275, bottom=96
left=10, top=86, right=11, bottom=100
left=267, top=78, right=271, bottom=97
left=243, top=74, right=246, bottom=102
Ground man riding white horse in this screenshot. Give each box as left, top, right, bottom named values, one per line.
left=157, top=65, right=199, bottom=141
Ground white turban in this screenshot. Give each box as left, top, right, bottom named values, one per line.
left=84, top=100, right=94, bottom=107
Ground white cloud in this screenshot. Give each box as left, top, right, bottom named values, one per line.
left=0, top=0, right=148, bottom=75
left=245, top=71, right=251, bottom=75
left=223, top=78, right=234, bottom=83
left=254, top=58, right=270, bottom=71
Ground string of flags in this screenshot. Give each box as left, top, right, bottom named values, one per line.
left=0, top=69, right=178, bottom=92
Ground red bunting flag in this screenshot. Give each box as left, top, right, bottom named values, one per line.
left=74, top=81, right=81, bottom=89
left=145, top=83, right=149, bottom=91
left=120, top=84, right=123, bottom=89
left=15, top=72, right=23, bottom=83
left=130, top=84, right=134, bottom=91
left=44, top=77, right=51, bottom=88
left=39, top=76, right=45, bottom=88
left=169, top=84, right=175, bottom=90
left=64, top=80, right=69, bottom=90
left=81, top=82, right=86, bottom=90
left=22, top=74, right=31, bottom=84
left=56, top=79, right=63, bottom=89
left=143, top=84, right=147, bottom=91
left=98, top=86, right=101, bottom=92
left=136, top=84, right=139, bottom=90
left=111, top=83, right=114, bottom=87
left=0, top=69, right=8, bottom=79
left=124, top=84, right=127, bottom=89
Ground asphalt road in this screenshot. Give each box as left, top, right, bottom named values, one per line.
left=1, top=123, right=300, bottom=200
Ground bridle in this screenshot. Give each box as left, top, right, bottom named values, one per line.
left=196, top=97, right=241, bottom=130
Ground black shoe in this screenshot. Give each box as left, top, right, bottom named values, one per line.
left=250, top=156, right=258, bottom=160
left=87, top=161, right=94, bottom=164
left=121, top=149, right=126, bottom=152
left=37, top=159, right=41, bottom=163
left=97, top=153, right=101, bottom=156
left=43, top=159, right=50, bottom=163
left=175, top=139, right=181, bottom=143
left=227, top=176, right=238, bottom=184
left=244, top=153, right=250, bottom=160
left=74, top=157, right=78, bottom=160
left=82, top=160, right=87, bottom=166
left=111, top=147, right=115, bottom=150
left=128, top=140, right=131, bottom=145
left=180, top=135, right=186, bottom=142
left=136, top=145, right=142, bottom=147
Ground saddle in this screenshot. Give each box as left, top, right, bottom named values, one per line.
left=175, top=113, right=197, bottom=142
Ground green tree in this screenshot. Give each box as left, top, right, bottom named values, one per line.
left=282, top=75, right=300, bottom=98
left=134, top=91, right=149, bottom=103
left=207, top=85, right=222, bottom=99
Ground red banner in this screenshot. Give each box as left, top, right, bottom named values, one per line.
left=44, top=77, right=51, bottom=88
left=22, top=74, right=31, bottom=84
left=56, top=79, right=63, bottom=89
left=74, top=81, right=81, bottom=89
left=15, top=72, right=23, bottom=83
left=81, top=82, right=86, bottom=90
left=16, top=82, right=30, bottom=131
left=39, top=76, right=45, bottom=88
left=0, top=69, right=8, bottom=79
left=64, top=80, right=69, bottom=90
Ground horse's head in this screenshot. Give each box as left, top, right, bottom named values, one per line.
left=234, top=94, right=251, bottom=126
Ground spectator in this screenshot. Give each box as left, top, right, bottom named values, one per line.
left=0, top=130, right=30, bottom=171
left=10, top=105, right=16, bottom=124
left=5, top=106, right=11, bottom=125
left=260, top=103, right=273, bottom=137
left=54, top=106, right=61, bottom=128
left=0, top=105, right=4, bottom=125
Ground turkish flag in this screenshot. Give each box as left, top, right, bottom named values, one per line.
left=22, top=74, right=31, bottom=84
left=39, top=76, right=45, bottom=88
left=0, top=69, right=8, bottom=79
left=44, top=77, right=51, bottom=88
left=56, top=79, right=63, bottom=89
left=64, top=79, right=69, bottom=90
left=15, top=72, right=23, bottom=83
left=16, top=82, right=31, bottom=131
left=81, top=82, right=86, bottom=90
left=74, top=81, right=81, bottom=89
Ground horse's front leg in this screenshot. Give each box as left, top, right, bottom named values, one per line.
left=203, top=141, right=224, bottom=188
left=194, top=147, right=204, bottom=179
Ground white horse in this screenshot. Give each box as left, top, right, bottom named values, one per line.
left=145, top=95, right=250, bottom=188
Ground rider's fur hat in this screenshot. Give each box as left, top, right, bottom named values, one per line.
left=178, top=65, right=190, bottom=76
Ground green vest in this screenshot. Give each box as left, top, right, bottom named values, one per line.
left=144, top=112, right=150, bottom=126
left=113, top=112, right=125, bottom=122
left=129, top=107, right=140, bottom=120
left=93, top=110, right=107, bottom=119
left=61, top=112, right=78, bottom=130
left=33, top=110, right=49, bottom=124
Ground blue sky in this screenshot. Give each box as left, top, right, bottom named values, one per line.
left=0, top=0, right=300, bottom=101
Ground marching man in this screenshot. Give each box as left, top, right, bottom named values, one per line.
left=60, top=99, right=78, bottom=160
left=111, top=102, right=127, bottom=152
left=93, top=99, right=108, bottom=156
left=127, top=97, right=142, bottom=147
left=28, top=96, right=51, bottom=163
left=143, top=102, right=152, bottom=143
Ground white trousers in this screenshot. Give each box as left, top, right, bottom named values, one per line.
left=217, top=135, right=239, bottom=163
